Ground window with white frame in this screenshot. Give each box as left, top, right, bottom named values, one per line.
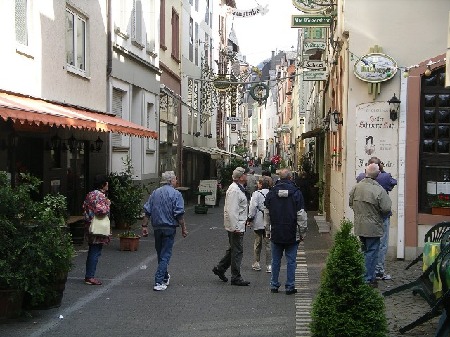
left=15, top=0, right=29, bottom=46
left=65, top=7, right=87, bottom=74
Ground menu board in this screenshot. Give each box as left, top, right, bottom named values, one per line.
left=198, top=180, right=218, bottom=206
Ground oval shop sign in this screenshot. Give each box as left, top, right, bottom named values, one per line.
left=353, top=53, right=397, bottom=83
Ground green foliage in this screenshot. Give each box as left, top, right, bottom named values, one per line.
left=117, top=230, right=140, bottom=238
left=108, top=156, right=145, bottom=229
left=219, top=157, right=247, bottom=187
left=0, top=172, right=74, bottom=306
left=310, top=219, right=387, bottom=337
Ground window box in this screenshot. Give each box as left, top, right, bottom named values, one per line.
left=431, top=207, right=450, bottom=216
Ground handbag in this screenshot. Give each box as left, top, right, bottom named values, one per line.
left=89, top=215, right=110, bottom=236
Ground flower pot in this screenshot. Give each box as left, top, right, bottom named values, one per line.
left=69, top=220, right=85, bottom=245
left=119, top=236, right=140, bottom=251
left=22, top=273, right=68, bottom=310
left=432, top=207, right=450, bottom=216
left=0, top=289, right=24, bottom=319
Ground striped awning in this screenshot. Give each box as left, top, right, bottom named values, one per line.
left=0, top=91, right=158, bottom=138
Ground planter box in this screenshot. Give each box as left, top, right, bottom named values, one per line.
left=119, top=237, right=140, bottom=251
left=431, top=207, right=450, bottom=216
left=0, top=289, right=24, bottom=319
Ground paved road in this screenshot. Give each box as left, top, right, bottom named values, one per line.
left=1, top=200, right=443, bottom=337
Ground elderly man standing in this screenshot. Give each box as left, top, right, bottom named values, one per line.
left=142, top=171, right=187, bottom=291
left=265, top=168, right=307, bottom=295
left=212, top=166, right=250, bottom=286
left=350, top=163, right=391, bottom=288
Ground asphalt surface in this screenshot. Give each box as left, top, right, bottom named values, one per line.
left=0, top=199, right=444, bottom=337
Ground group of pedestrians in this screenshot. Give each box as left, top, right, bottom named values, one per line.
left=350, top=156, right=397, bottom=288
left=212, top=167, right=307, bottom=294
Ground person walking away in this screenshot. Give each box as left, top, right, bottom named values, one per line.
left=350, top=163, right=392, bottom=288
left=83, top=175, right=111, bottom=285
left=356, top=157, right=397, bottom=280
left=141, top=171, right=188, bottom=291
left=245, top=169, right=257, bottom=201
left=247, top=176, right=273, bottom=273
left=265, top=168, right=307, bottom=295
left=212, top=167, right=251, bottom=286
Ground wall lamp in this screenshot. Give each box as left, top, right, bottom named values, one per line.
left=90, top=136, right=104, bottom=152
left=194, top=132, right=201, bottom=137
left=387, top=93, right=401, bottom=121
left=332, top=109, right=343, bottom=125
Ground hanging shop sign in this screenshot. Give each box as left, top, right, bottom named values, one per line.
left=291, top=15, right=332, bottom=28
left=227, top=4, right=269, bottom=18
left=303, top=60, right=326, bottom=70
left=249, top=82, right=269, bottom=105
left=226, top=116, right=242, bottom=124
left=213, top=76, right=231, bottom=91
left=292, top=0, right=332, bottom=14
left=303, top=42, right=326, bottom=54
left=303, top=70, right=328, bottom=81
left=353, top=53, right=398, bottom=83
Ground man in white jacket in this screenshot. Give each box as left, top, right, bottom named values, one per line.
left=212, top=167, right=251, bottom=286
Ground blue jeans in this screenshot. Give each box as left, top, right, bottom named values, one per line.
left=85, top=243, right=103, bottom=278
left=375, top=217, right=390, bottom=275
left=360, top=237, right=380, bottom=283
left=154, top=227, right=176, bottom=285
left=270, top=241, right=299, bottom=291
left=217, top=232, right=244, bottom=282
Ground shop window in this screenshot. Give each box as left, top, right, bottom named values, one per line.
left=419, top=67, right=450, bottom=212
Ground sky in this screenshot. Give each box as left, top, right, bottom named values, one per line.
left=231, top=0, right=300, bottom=66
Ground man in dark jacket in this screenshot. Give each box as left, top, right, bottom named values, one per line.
left=265, top=168, right=307, bottom=295
left=356, top=157, right=397, bottom=280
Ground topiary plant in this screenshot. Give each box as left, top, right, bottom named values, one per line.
left=310, top=219, right=387, bottom=337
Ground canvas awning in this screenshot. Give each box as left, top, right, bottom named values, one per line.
left=0, top=91, right=158, bottom=138
left=301, top=128, right=323, bottom=140
left=184, top=145, right=242, bottom=158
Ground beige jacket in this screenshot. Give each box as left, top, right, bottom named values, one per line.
left=224, top=182, right=248, bottom=233
left=349, top=178, right=392, bottom=237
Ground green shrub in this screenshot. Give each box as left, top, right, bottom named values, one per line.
left=219, top=157, right=247, bottom=187
left=310, top=219, right=387, bottom=337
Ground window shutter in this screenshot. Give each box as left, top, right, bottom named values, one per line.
left=15, top=0, right=28, bottom=45
left=112, top=88, right=124, bottom=146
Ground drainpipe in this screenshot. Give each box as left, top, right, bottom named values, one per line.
left=106, top=0, right=112, bottom=173
left=397, top=69, right=407, bottom=259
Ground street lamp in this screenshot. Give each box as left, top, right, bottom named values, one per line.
left=387, top=93, right=401, bottom=121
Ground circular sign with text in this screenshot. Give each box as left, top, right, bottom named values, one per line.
left=292, top=0, right=332, bottom=13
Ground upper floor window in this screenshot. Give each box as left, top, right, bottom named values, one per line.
left=66, top=7, right=87, bottom=75
left=15, top=0, right=29, bottom=46
left=171, top=8, right=180, bottom=61
left=131, top=0, right=143, bottom=47
left=160, top=0, right=166, bottom=48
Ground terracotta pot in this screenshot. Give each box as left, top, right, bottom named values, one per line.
left=119, top=237, right=140, bottom=251
left=431, top=207, right=450, bottom=216
left=22, top=273, right=68, bottom=310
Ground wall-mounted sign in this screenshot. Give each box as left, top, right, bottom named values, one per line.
left=291, top=15, right=332, bottom=27
left=303, top=70, right=328, bottom=81
left=353, top=53, right=398, bottom=83
left=303, top=60, right=326, bottom=70
left=303, top=42, right=326, bottom=53
left=292, top=0, right=332, bottom=14
left=226, top=116, right=242, bottom=123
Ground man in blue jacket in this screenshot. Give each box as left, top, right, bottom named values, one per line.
left=265, top=168, right=307, bottom=295
left=141, top=171, right=187, bottom=291
left=356, top=157, right=397, bottom=280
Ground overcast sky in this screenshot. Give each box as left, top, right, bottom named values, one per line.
left=231, top=0, right=300, bottom=66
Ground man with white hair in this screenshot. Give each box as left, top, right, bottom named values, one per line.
left=213, top=166, right=251, bottom=286
left=349, top=163, right=391, bottom=288
left=142, top=171, right=187, bottom=291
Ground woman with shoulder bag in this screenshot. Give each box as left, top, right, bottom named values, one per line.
left=82, top=175, right=111, bottom=285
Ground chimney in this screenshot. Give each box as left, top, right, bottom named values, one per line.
left=271, top=51, right=275, bottom=59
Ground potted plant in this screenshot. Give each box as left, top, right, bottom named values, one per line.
left=108, top=156, right=145, bottom=250
left=429, top=193, right=450, bottom=215
left=0, top=172, right=75, bottom=314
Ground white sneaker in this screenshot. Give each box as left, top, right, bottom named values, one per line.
left=266, top=265, right=272, bottom=273
left=153, top=283, right=167, bottom=291
left=163, top=274, right=170, bottom=286
left=252, top=262, right=261, bottom=271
